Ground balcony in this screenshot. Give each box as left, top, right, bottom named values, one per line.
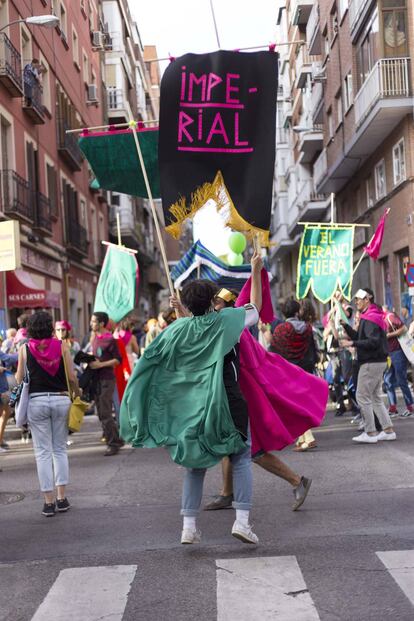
left=288, top=179, right=328, bottom=236
left=295, top=50, right=319, bottom=89
left=298, top=124, right=324, bottom=164
left=349, top=0, right=376, bottom=41
left=0, top=33, right=23, bottom=96
left=310, top=80, right=324, bottom=124
left=354, top=58, right=411, bottom=127
left=0, top=170, right=33, bottom=222
left=306, top=3, right=321, bottom=55
left=57, top=118, right=83, bottom=171
left=313, top=148, right=328, bottom=190
left=107, top=86, right=133, bottom=123
left=290, top=0, right=314, bottom=26
left=22, top=80, right=45, bottom=124
left=66, top=220, right=89, bottom=257
left=316, top=57, right=414, bottom=194
left=276, top=126, right=289, bottom=144
left=33, top=192, right=52, bottom=235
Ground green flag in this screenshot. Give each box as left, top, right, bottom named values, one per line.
left=79, top=128, right=160, bottom=198
left=94, top=246, right=139, bottom=322
left=296, top=226, right=354, bottom=303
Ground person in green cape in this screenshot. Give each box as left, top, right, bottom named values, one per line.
left=120, top=252, right=263, bottom=545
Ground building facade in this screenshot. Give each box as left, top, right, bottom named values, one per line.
left=0, top=0, right=110, bottom=337
left=271, top=0, right=414, bottom=315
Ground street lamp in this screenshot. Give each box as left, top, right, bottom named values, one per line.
left=0, top=15, right=60, bottom=33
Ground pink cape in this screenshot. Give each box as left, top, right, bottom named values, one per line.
left=239, top=330, right=328, bottom=455
left=235, top=269, right=328, bottom=455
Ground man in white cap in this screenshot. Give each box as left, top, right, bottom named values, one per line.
left=340, top=288, right=396, bottom=444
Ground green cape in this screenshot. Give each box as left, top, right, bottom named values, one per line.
left=120, top=307, right=246, bottom=468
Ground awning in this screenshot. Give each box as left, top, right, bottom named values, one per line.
left=6, top=269, right=60, bottom=308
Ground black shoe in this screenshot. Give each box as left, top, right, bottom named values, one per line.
left=56, top=497, right=70, bottom=512
left=42, top=502, right=56, bottom=517
left=104, top=445, right=120, bottom=456
left=115, top=439, right=125, bottom=448
left=204, top=494, right=234, bottom=511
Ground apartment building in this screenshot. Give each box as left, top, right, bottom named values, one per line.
left=0, top=0, right=110, bottom=336
left=102, top=0, right=172, bottom=321
left=270, top=0, right=414, bottom=314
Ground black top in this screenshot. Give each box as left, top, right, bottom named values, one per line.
left=223, top=343, right=248, bottom=440
left=343, top=320, right=388, bottom=366
left=26, top=347, right=67, bottom=394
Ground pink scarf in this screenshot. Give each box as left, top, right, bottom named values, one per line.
left=96, top=331, right=113, bottom=340
left=28, top=337, right=62, bottom=376
left=361, top=304, right=386, bottom=331
left=114, top=329, right=132, bottom=346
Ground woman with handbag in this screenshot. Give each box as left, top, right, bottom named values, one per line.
left=15, top=311, right=80, bottom=517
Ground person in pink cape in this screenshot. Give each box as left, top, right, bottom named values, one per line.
left=204, top=269, right=328, bottom=512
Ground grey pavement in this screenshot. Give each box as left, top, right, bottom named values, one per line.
left=1, top=407, right=414, bottom=620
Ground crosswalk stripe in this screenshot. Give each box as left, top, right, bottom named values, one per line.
left=216, top=556, right=320, bottom=620
left=31, top=565, right=137, bottom=621
left=376, top=550, right=414, bottom=606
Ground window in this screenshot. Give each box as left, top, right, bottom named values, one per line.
left=344, top=72, right=353, bottom=110
left=327, top=110, right=333, bottom=139
left=374, top=159, right=387, bottom=199
left=323, top=27, right=330, bottom=57
left=381, top=0, right=408, bottom=57
left=79, top=197, right=89, bottom=237
left=336, top=91, right=343, bottom=127
left=72, top=27, right=79, bottom=68
left=393, top=138, right=406, bottom=185
left=365, top=177, right=373, bottom=208
left=20, top=24, right=32, bottom=67
left=356, top=9, right=380, bottom=88
left=381, top=257, right=393, bottom=308
left=59, top=1, right=67, bottom=37
left=39, top=55, right=51, bottom=112
left=82, top=50, right=89, bottom=84
left=339, top=0, right=348, bottom=19
left=46, top=163, right=58, bottom=218
left=330, top=11, right=338, bottom=41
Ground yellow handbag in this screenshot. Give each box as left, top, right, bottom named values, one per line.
left=62, top=346, right=90, bottom=432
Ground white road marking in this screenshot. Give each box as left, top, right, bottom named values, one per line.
left=216, top=555, right=320, bottom=620
left=31, top=565, right=137, bottom=621
left=377, top=550, right=414, bottom=606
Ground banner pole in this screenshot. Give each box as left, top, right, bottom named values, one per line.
left=209, top=0, right=221, bottom=48
left=116, top=212, right=122, bottom=246
left=330, top=193, right=335, bottom=224
left=128, top=121, right=174, bottom=296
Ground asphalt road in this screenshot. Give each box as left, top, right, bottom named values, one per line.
left=1, top=406, right=414, bottom=621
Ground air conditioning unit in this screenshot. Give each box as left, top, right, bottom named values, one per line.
left=92, top=31, right=105, bottom=48
left=87, top=84, right=98, bottom=101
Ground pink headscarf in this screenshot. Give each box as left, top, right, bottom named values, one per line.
left=28, top=337, right=63, bottom=376
left=55, top=320, right=72, bottom=332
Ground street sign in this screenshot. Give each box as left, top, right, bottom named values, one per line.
left=0, top=220, right=21, bottom=271
left=406, top=263, right=414, bottom=286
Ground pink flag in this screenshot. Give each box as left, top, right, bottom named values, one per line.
left=235, top=268, right=275, bottom=323
left=364, top=210, right=389, bottom=260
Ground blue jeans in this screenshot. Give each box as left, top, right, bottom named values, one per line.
left=28, top=393, right=71, bottom=492
left=181, top=437, right=252, bottom=517
left=384, top=349, right=414, bottom=407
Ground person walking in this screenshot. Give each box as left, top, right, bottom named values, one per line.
left=88, top=312, right=124, bottom=456
left=270, top=299, right=318, bottom=451
left=15, top=311, right=78, bottom=516
left=383, top=310, right=414, bottom=418
left=340, top=289, right=396, bottom=444
left=121, top=252, right=264, bottom=545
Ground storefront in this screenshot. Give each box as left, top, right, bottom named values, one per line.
left=6, top=269, right=61, bottom=326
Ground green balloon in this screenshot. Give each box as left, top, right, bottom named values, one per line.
left=228, top=252, right=244, bottom=266
left=228, top=232, right=247, bottom=254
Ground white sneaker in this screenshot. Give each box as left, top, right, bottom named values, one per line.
left=231, top=520, right=259, bottom=544
left=377, top=431, right=397, bottom=441
left=352, top=432, right=378, bottom=444
left=180, top=528, right=201, bottom=544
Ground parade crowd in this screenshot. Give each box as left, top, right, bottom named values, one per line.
left=1, top=264, right=413, bottom=544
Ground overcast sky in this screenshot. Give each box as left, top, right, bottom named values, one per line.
left=130, top=0, right=278, bottom=255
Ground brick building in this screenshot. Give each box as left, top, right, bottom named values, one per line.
left=271, top=0, right=414, bottom=315
left=0, top=0, right=109, bottom=338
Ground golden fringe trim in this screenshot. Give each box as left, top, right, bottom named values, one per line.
left=165, top=170, right=270, bottom=247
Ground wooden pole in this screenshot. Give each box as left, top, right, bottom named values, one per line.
left=116, top=212, right=122, bottom=246
left=128, top=121, right=174, bottom=295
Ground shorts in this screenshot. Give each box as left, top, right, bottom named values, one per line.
left=0, top=392, right=11, bottom=406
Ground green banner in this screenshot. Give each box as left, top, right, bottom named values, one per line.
left=296, top=226, right=354, bottom=303
left=94, top=246, right=139, bottom=322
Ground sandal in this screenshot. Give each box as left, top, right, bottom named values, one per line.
left=294, top=443, right=308, bottom=452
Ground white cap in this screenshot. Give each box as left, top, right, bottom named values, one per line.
left=354, top=289, right=369, bottom=299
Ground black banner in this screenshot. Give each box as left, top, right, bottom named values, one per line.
left=159, top=50, right=278, bottom=244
